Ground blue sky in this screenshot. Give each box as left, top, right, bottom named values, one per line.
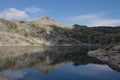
left=0, top=0, right=120, bottom=26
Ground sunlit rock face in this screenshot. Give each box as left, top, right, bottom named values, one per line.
left=0, top=17, right=82, bottom=46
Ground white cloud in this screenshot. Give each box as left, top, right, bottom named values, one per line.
left=70, top=14, right=100, bottom=22
left=25, top=7, right=44, bottom=14
left=70, top=14, right=120, bottom=26
left=90, top=19, right=120, bottom=26
left=0, top=8, right=28, bottom=20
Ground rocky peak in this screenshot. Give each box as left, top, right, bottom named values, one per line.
left=38, top=16, right=55, bottom=22
left=35, top=16, right=66, bottom=27
left=40, top=16, right=51, bottom=20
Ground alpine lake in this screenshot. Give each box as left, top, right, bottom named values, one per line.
left=0, top=46, right=120, bottom=80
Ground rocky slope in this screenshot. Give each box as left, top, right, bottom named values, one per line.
left=88, top=43, right=120, bottom=70
left=72, top=25, right=120, bottom=45
left=0, top=17, right=82, bottom=46
left=0, top=16, right=120, bottom=46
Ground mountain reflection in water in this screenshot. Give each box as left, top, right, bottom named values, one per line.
left=0, top=46, right=120, bottom=80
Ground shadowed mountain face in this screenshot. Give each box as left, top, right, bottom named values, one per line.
left=0, top=17, right=120, bottom=46
left=0, top=46, right=104, bottom=73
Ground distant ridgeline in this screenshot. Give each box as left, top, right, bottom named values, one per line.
left=0, top=17, right=120, bottom=46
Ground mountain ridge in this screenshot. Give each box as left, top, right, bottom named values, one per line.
left=0, top=17, right=80, bottom=46
left=0, top=17, right=120, bottom=46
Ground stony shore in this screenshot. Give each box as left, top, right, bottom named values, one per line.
left=88, top=44, right=120, bottom=71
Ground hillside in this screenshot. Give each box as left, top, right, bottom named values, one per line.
left=0, top=17, right=120, bottom=46
left=0, top=17, right=81, bottom=46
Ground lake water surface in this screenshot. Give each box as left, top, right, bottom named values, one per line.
left=0, top=46, right=120, bottom=80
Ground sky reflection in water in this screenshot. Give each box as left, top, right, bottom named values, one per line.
left=0, top=64, right=120, bottom=80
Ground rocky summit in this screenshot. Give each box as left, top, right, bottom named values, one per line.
left=0, top=17, right=120, bottom=46
left=0, top=17, right=80, bottom=46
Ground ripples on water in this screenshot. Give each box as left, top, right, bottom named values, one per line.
left=0, top=46, right=120, bottom=80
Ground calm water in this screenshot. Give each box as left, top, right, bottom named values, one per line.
left=0, top=46, right=120, bottom=80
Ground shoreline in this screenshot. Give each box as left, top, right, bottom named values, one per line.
left=88, top=50, right=120, bottom=71
left=0, top=44, right=101, bottom=47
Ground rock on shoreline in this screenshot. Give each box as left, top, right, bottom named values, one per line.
left=88, top=44, right=120, bottom=70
